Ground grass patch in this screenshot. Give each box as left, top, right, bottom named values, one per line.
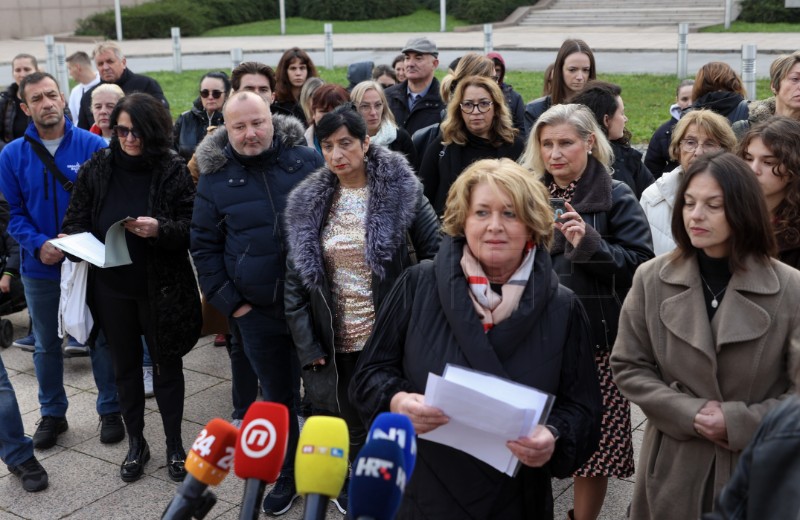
left=202, top=9, right=467, bottom=36
left=700, top=21, right=800, bottom=32
left=150, top=68, right=770, bottom=144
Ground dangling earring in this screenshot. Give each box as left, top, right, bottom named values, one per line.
left=588, top=150, right=593, bottom=155
left=364, top=153, right=368, bottom=162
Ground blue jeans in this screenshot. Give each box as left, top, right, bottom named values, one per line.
left=142, top=336, right=152, bottom=367
left=233, top=308, right=299, bottom=471
left=227, top=318, right=258, bottom=420
left=23, top=275, right=119, bottom=417
left=0, top=355, right=33, bottom=467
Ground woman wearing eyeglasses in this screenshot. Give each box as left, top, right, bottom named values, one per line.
left=640, top=110, right=737, bottom=256
left=419, top=75, right=524, bottom=216
left=62, top=93, right=201, bottom=483
left=350, top=80, right=416, bottom=165
left=173, top=71, right=230, bottom=161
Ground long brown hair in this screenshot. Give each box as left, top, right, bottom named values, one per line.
left=551, top=39, right=596, bottom=105
left=275, top=47, right=318, bottom=103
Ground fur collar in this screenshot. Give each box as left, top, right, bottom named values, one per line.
left=747, top=97, right=776, bottom=123
left=194, top=113, right=306, bottom=176
left=285, top=146, right=420, bottom=289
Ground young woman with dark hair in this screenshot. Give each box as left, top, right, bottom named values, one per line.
left=173, top=71, right=230, bottom=161
left=612, top=151, right=800, bottom=520
left=274, top=47, right=319, bottom=124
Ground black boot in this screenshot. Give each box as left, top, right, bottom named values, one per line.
left=120, top=435, right=150, bottom=482
left=166, top=438, right=187, bottom=482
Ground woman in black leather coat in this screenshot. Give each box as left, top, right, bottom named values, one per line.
left=172, top=71, right=230, bottom=161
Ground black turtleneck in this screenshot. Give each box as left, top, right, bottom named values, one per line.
left=94, top=147, right=153, bottom=297
left=696, top=250, right=732, bottom=320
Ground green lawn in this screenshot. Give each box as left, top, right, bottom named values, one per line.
left=700, top=21, right=800, bottom=32
left=202, top=9, right=467, bottom=37
left=150, top=68, right=771, bottom=144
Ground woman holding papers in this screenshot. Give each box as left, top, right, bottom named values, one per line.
left=284, top=105, right=440, bottom=510
left=61, top=93, right=201, bottom=483
left=519, top=103, right=654, bottom=520
left=610, top=152, right=800, bottom=519
left=351, top=158, right=602, bottom=519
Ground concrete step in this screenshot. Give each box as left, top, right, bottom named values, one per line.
left=520, top=7, right=724, bottom=26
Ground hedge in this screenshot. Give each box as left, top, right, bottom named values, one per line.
left=738, top=0, right=800, bottom=23
left=297, top=0, right=415, bottom=21
left=416, top=0, right=534, bottom=24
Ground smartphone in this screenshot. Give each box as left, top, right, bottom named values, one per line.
left=550, top=198, right=567, bottom=223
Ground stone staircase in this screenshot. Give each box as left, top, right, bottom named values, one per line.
left=516, top=0, right=727, bottom=27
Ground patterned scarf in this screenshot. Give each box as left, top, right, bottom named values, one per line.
left=460, top=242, right=536, bottom=332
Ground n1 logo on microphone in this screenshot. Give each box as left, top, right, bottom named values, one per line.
left=370, top=427, right=417, bottom=455
left=241, top=418, right=277, bottom=458
left=354, top=457, right=407, bottom=490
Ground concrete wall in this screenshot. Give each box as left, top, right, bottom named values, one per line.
left=1, top=0, right=151, bottom=39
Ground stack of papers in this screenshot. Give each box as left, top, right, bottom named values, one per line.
left=49, top=217, right=134, bottom=268
left=420, top=364, right=554, bottom=476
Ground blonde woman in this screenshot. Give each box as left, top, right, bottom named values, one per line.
left=351, top=80, right=416, bottom=164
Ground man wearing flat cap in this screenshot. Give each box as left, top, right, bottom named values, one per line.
left=384, top=36, right=444, bottom=138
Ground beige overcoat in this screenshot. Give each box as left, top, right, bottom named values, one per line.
left=610, top=253, right=800, bottom=520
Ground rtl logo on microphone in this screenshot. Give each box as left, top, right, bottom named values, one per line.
left=241, top=418, right=277, bottom=459
left=354, top=457, right=407, bottom=491
left=300, top=444, right=345, bottom=458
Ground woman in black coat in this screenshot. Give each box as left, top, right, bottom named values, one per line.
left=350, top=157, right=602, bottom=519
left=520, top=103, right=654, bottom=520
left=419, top=75, right=523, bottom=216
left=62, top=93, right=201, bottom=484
left=284, top=105, right=440, bottom=511
left=172, top=71, right=229, bottom=161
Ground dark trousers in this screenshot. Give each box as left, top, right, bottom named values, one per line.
left=226, top=318, right=259, bottom=420
left=335, top=351, right=367, bottom=465
left=93, top=285, right=184, bottom=444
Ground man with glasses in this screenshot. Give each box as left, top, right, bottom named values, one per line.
left=384, top=37, right=444, bottom=137
left=0, top=72, right=122, bottom=451
left=77, top=42, right=168, bottom=130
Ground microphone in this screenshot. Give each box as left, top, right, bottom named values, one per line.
left=348, top=439, right=406, bottom=520
left=367, top=413, right=417, bottom=478
left=234, top=402, right=290, bottom=520
left=161, top=418, right=239, bottom=520
left=295, top=416, right=349, bottom=520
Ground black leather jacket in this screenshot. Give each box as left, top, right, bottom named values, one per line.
left=173, top=99, right=224, bottom=161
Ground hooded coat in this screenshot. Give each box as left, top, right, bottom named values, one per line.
left=190, top=114, right=323, bottom=322
left=350, top=234, right=602, bottom=519
left=611, top=253, right=800, bottom=520
left=487, top=52, right=525, bottom=133
left=284, top=145, right=440, bottom=413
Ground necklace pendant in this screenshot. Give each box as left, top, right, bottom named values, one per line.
left=711, top=298, right=718, bottom=309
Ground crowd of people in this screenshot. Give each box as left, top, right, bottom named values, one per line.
left=0, top=33, right=799, bottom=520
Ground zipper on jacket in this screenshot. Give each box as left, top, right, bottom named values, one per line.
left=43, top=167, right=48, bottom=200
left=320, top=287, right=341, bottom=414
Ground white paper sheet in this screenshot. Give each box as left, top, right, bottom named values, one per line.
left=49, top=217, right=134, bottom=268
left=419, top=364, right=554, bottom=476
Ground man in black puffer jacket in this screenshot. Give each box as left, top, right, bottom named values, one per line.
left=190, top=91, right=322, bottom=516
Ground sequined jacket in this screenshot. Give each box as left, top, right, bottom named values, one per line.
left=284, top=145, right=440, bottom=414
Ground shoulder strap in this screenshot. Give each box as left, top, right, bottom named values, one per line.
left=0, top=95, right=13, bottom=144
left=24, top=135, right=73, bottom=192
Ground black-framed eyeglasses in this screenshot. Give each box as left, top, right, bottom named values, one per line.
left=113, top=125, right=141, bottom=140
left=200, top=89, right=224, bottom=99
left=460, top=100, right=493, bottom=114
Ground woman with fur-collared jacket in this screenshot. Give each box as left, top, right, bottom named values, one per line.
left=284, top=105, right=440, bottom=472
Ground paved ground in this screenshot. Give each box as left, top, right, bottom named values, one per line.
left=0, top=304, right=643, bottom=519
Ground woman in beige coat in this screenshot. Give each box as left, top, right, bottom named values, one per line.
left=611, top=151, right=800, bottom=519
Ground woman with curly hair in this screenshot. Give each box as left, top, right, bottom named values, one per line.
left=418, top=75, right=523, bottom=215
left=274, top=47, right=319, bottom=125
left=739, top=116, right=800, bottom=268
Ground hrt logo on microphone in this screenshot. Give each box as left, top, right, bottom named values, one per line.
left=241, top=418, right=277, bottom=458
left=354, top=457, right=407, bottom=491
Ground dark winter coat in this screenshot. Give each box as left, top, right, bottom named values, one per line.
left=173, top=98, right=224, bottom=161
left=61, top=148, right=201, bottom=360
left=688, top=91, right=749, bottom=125
left=546, top=156, right=654, bottom=350
left=610, top=141, right=654, bottom=199
left=705, top=396, right=800, bottom=520
left=284, top=146, right=440, bottom=413
left=487, top=52, right=525, bottom=132
left=644, top=116, right=679, bottom=179
left=419, top=132, right=525, bottom=215
left=731, top=97, right=776, bottom=140
left=190, top=114, right=324, bottom=324
left=385, top=78, right=445, bottom=137
left=0, top=84, right=28, bottom=150
left=78, top=68, right=169, bottom=129
left=350, top=234, right=602, bottom=519
left=523, top=95, right=552, bottom=138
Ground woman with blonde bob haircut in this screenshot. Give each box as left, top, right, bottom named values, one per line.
left=419, top=76, right=524, bottom=215
left=351, top=80, right=416, bottom=163
left=352, top=157, right=602, bottom=519
left=521, top=103, right=653, bottom=520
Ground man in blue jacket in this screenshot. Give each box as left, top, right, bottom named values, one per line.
left=191, top=91, right=322, bottom=516
left=0, top=72, right=122, bottom=450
